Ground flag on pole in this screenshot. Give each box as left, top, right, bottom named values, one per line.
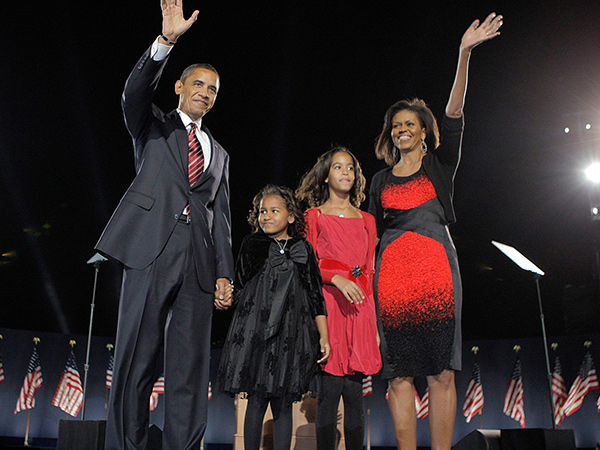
left=149, top=376, right=165, bottom=411
left=503, top=357, right=525, bottom=428
left=14, top=346, right=43, bottom=414
left=0, top=353, right=4, bottom=384
left=563, top=351, right=599, bottom=417
left=362, top=376, right=373, bottom=396
left=106, top=353, right=114, bottom=389
left=52, top=349, right=83, bottom=417
left=0, top=336, right=4, bottom=384
left=463, top=361, right=484, bottom=423
left=416, top=387, right=429, bottom=419
left=208, top=381, right=213, bottom=400
left=551, top=356, right=567, bottom=426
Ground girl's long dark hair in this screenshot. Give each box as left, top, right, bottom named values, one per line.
left=296, top=146, right=366, bottom=209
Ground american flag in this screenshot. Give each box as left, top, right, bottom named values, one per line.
left=0, top=337, right=4, bottom=384
left=149, top=376, right=165, bottom=411
left=551, top=356, right=567, bottom=426
left=52, top=349, right=83, bottom=417
left=106, top=353, right=114, bottom=389
left=503, top=357, right=525, bottom=428
left=563, top=351, right=599, bottom=417
left=14, top=346, right=43, bottom=414
left=208, top=381, right=213, bottom=400
left=416, top=387, right=429, bottom=419
left=362, top=376, right=373, bottom=396
left=463, top=361, right=484, bottom=423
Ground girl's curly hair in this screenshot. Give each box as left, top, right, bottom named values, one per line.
left=295, top=146, right=366, bottom=209
left=247, top=184, right=306, bottom=238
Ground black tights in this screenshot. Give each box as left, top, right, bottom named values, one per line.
left=316, top=373, right=365, bottom=450
left=244, top=396, right=293, bottom=450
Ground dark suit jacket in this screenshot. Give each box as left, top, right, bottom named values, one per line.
left=95, top=45, right=234, bottom=293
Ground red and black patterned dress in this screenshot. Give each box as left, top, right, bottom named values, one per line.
left=369, top=115, right=463, bottom=378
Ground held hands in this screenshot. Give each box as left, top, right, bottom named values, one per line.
left=332, top=275, right=365, bottom=305
left=214, top=278, right=233, bottom=310
left=160, top=0, right=199, bottom=43
left=317, top=337, right=331, bottom=364
left=461, top=12, right=503, bottom=52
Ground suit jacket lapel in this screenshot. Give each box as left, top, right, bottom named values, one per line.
left=165, top=110, right=189, bottom=179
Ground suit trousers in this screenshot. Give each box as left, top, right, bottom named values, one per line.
left=105, top=220, right=213, bottom=450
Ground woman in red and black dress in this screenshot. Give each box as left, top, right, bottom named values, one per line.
left=368, top=13, right=503, bottom=450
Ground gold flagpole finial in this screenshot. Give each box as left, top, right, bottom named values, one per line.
left=551, top=343, right=558, bottom=351
left=471, top=346, right=479, bottom=355
left=107, top=343, right=114, bottom=351
left=33, top=337, right=40, bottom=345
left=584, top=340, right=592, bottom=349
left=513, top=345, right=521, bottom=353
left=69, top=340, right=76, bottom=348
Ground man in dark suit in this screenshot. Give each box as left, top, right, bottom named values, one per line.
left=95, top=1, right=234, bottom=448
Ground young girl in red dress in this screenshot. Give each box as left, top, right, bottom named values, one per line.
left=297, top=147, right=382, bottom=450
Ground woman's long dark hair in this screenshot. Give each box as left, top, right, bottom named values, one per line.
left=375, top=98, right=440, bottom=167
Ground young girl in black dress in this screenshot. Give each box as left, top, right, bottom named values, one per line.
left=218, top=184, right=330, bottom=450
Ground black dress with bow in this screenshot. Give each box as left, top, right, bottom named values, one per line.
left=218, top=231, right=327, bottom=402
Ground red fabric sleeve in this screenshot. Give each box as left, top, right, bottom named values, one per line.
left=305, top=208, right=337, bottom=285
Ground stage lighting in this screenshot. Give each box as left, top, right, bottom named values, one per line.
left=564, top=127, right=570, bottom=134
left=586, top=123, right=592, bottom=130
left=585, top=163, right=600, bottom=183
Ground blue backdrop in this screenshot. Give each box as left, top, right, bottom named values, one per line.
left=0, top=327, right=599, bottom=447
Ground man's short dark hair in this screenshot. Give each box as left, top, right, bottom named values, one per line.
left=180, top=63, right=220, bottom=83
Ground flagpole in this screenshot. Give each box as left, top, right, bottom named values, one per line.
left=23, top=336, right=41, bottom=447
left=24, top=410, right=31, bottom=447
left=471, top=347, right=483, bottom=429
left=366, top=394, right=371, bottom=450
left=105, top=343, right=113, bottom=419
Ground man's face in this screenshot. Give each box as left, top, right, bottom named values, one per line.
left=175, top=68, right=220, bottom=121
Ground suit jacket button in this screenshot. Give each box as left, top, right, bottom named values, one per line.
left=189, top=191, right=193, bottom=195
left=174, top=214, right=179, bottom=220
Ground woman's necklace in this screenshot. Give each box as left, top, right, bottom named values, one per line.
left=337, top=203, right=351, bottom=218
left=328, top=202, right=351, bottom=217
left=273, top=238, right=288, bottom=254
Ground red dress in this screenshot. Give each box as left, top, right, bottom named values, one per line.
left=306, top=208, right=382, bottom=376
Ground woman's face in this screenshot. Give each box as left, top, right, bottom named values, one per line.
left=325, top=151, right=355, bottom=195
left=391, top=110, right=426, bottom=153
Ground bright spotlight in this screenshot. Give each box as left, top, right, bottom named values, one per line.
left=564, top=127, right=570, bottom=134
left=593, top=207, right=599, bottom=216
left=586, top=123, right=592, bottom=130
left=585, top=163, right=600, bottom=183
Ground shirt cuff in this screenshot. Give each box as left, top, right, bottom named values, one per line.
left=150, top=37, right=174, bottom=61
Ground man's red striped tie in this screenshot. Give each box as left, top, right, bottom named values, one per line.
left=183, top=122, right=204, bottom=216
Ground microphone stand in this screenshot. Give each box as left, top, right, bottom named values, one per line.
left=81, top=253, right=108, bottom=420
left=491, top=241, right=555, bottom=428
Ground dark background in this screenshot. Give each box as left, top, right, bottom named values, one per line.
left=2, top=0, right=600, bottom=344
